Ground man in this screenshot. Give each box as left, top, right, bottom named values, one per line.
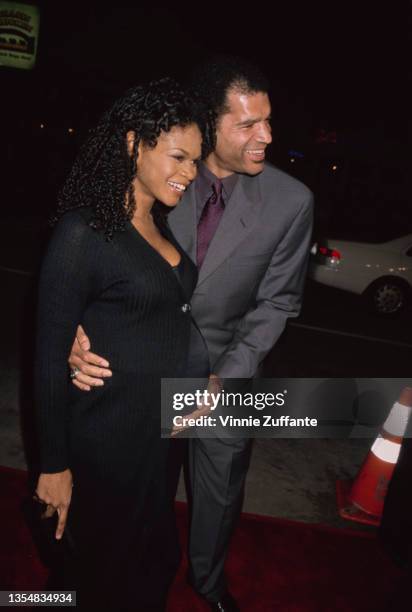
left=69, top=56, right=313, bottom=611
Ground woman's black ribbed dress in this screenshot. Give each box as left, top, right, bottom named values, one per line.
left=35, top=208, right=208, bottom=610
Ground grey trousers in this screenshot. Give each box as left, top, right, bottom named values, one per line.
left=188, top=435, right=252, bottom=601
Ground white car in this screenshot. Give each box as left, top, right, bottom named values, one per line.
left=309, top=235, right=412, bottom=315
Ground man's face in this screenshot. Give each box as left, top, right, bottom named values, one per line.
left=207, top=89, right=272, bottom=177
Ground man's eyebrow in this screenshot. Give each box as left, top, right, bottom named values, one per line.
left=236, top=116, right=271, bottom=126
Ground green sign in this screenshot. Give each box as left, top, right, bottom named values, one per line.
left=0, top=2, right=39, bottom=70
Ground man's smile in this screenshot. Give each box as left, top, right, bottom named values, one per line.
left=245, top=148, right=266, bottom=161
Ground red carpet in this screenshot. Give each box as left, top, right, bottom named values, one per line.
left=0, top=466, right=403, bottom=611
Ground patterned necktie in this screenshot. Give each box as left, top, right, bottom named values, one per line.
left=197, top=180, right=225, bottom=269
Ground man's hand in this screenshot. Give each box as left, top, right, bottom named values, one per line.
left=69, top=325, right=112, bottom=391
left=35, top=469, right=73, bottom=540
left=171, top=374, right=222, bottom=436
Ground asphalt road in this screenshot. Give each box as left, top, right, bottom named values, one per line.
left=266, top=281, right=412, bottom=378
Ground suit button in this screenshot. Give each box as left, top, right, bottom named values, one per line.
left=181, top=303, right=191, bottom=313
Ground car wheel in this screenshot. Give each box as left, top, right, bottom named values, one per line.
left=364, top=278, right=410, bottom=316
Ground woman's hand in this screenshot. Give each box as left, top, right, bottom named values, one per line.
left=35, top=469, right=73, bottom=540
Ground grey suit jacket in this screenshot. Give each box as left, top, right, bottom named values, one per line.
left=168, top=162, right=314, bottom=379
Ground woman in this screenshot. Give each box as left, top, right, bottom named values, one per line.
left=34, top=78, right=212, bottom=611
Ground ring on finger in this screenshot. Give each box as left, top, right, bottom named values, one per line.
left=70, top=367, right=80, bottom=379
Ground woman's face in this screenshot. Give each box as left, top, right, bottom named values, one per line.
left=130, top=124, right=202, bottom=208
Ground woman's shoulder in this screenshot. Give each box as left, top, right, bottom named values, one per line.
left=46, top=208, right=109, bottom=261
left=52, top=208, right=96, bottom=242
left=55, top=206, right=93, bottom=226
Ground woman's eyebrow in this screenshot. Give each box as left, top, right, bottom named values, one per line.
left=170, top=147, right=189, bottom=154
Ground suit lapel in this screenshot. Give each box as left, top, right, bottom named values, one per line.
left=168, top=183, right=197, bottom=262
left=197, top=173, right=262, bottom=287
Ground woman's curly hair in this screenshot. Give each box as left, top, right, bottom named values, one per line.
left=53, top=77, right=215, bottom=240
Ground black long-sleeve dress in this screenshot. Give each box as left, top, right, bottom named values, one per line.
left=35, top=207, right=208, bottom=610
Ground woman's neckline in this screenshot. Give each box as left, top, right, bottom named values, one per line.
left=127, top=219, right=182, bottom=269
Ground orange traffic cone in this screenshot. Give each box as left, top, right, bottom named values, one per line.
left=336, top=387, right=412, bottom=526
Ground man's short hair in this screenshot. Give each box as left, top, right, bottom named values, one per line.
left=189, top=54, right=270, bottom=120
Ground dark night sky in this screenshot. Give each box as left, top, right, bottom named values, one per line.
left=0, top=0, right=408, bottom=164
left=25, top=0, right=405, bottom=134
left=0, top=0, right=408, bottom=228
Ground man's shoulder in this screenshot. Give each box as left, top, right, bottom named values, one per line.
left=259, top=162, right=313, bottom=203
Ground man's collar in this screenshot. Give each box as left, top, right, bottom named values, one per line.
left=196, top=161, right=238, bottom=202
